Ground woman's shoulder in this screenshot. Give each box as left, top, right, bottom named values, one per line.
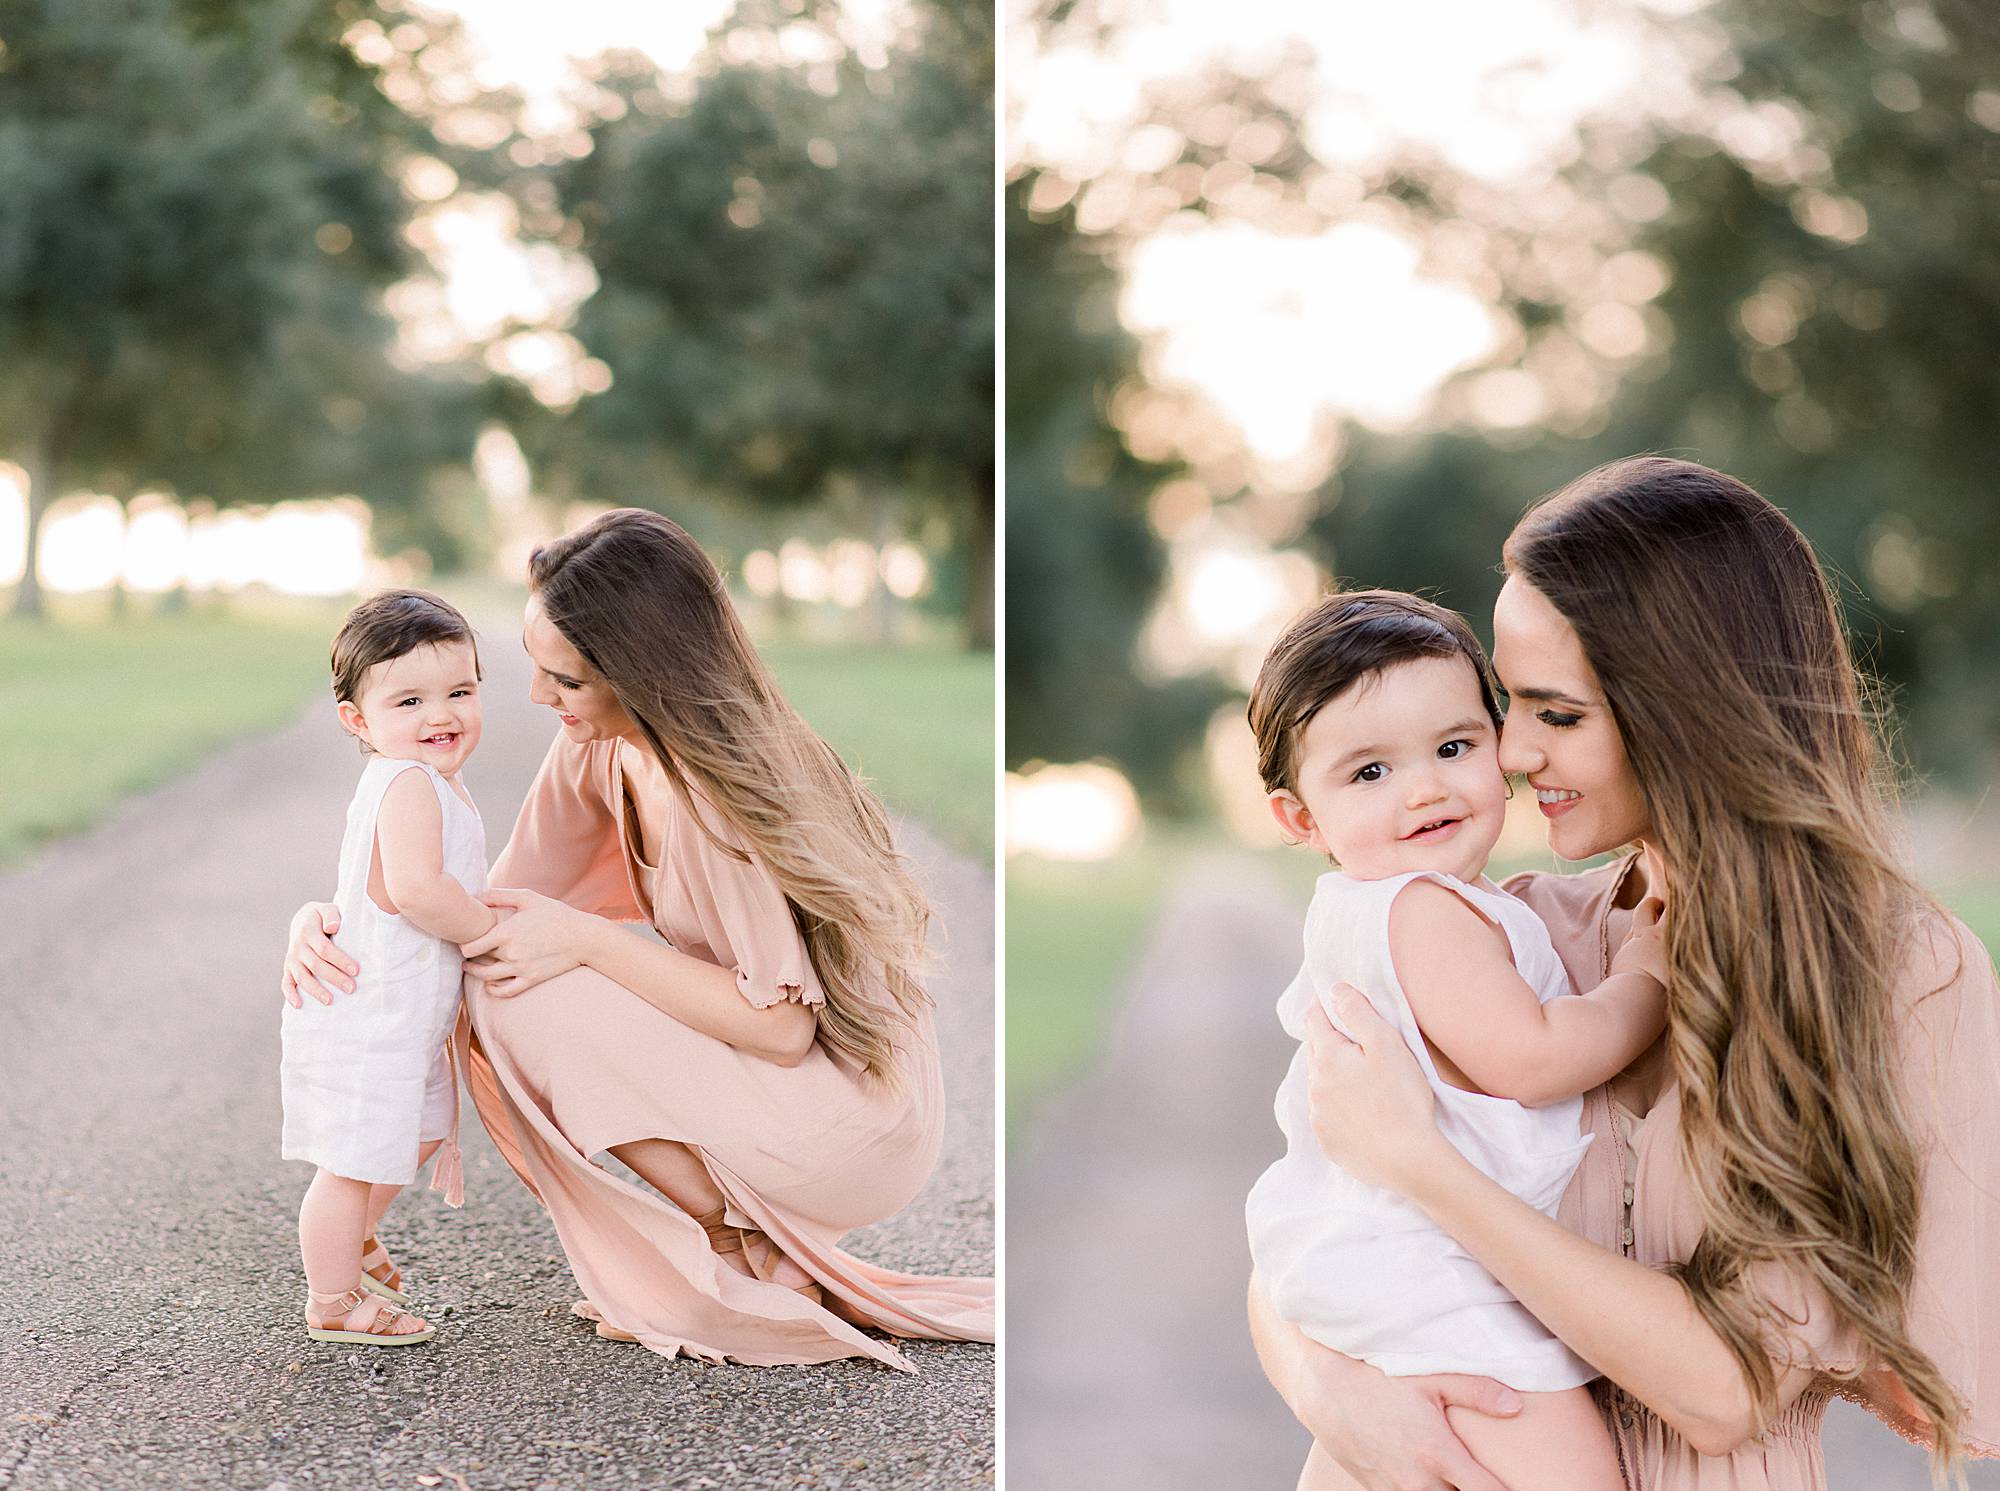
left=1895, top=900, right=1999, bottom=1010
left=651, top=767, right=759, bottom=864
left=1499, top=857, right=1632, bottom=926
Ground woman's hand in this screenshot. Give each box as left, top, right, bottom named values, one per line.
left=281, top=901, right=357, bottom=1008
left=1249, top=1275, right=1519, bottom=1491
left=461, top=887, right=591, bottom=998
left=1304, top=1365, right=1523, bottom=1491
left=1303, top=984, right=1447, bottom=1194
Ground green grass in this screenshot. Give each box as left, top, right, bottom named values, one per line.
left=764, top=642, right=994, bottom=863
left=0, top=600, right=993, bottom=872
left=1004, top=831, right=1198, bottom=1142
left=0, top=601, right=343, bottom=866
left=1938, top=878, right=2000, bottom=952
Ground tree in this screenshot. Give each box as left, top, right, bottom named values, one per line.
left=1311, top=0, right=2000, bottom=782
left=0, top=0, right=482, bottom=615
left=1007, top=0, right=2000, bottom=789
left=1005, top=175, right=1216, bottom=793
left=543, top=1, right=995, bottom=642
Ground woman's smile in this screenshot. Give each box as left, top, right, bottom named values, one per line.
left=1533, top=784, right=1583, bottom=819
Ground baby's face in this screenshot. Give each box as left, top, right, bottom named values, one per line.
left=1273, top=654, right=1507, bottom=882
left=339, top=640, right=483, bottom=776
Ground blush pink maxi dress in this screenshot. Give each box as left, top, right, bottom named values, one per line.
left=455, top=732, right=994, bottom=1369
left=1509, top=858, right=2000, bottom=1489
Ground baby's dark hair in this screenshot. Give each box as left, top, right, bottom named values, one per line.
left=1248, top=589, right=1504, bottom=796
left=330, top=588, right=481, bottom=707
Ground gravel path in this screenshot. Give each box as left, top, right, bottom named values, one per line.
left=0, top=628, right=993, bottom=1491
left=1005, top=848, right=1992, bottom=1490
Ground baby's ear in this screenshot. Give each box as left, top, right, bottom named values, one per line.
left=335, top=699, right=366, bottom=740
left=1267, top=789, right=1319, bottom=849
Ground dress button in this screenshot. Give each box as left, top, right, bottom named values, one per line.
left=1623, top=1185, right=1635, bottom=1206
left=1621, top=1225, right=1635, bottom=1248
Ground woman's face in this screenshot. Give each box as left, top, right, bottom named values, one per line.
left=1490, top=574, right=1654, bottom=860
left=523, top=595, right=637, bottom=745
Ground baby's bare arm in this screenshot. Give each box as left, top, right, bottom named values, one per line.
left=376, top=770, right=498, bottom=945
left=1389, top=880, right=1665, bottom=1107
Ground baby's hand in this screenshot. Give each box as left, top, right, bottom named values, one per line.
left=1610, top=895, right=1668, bottom=986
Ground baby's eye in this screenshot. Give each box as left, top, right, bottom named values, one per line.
left=397, top=696, right=420, bottom=707
left=1538, top=709, right=1583, bottom=729
left=1438, top=739, right=1474, bottom=759
left=1352, top=762, right=1386, bottom=784
left=450, top=688, right=472, bottom=698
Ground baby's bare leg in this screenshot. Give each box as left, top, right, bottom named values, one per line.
left=1295, top=1444, right=1366, bottom=1491
left=1445, top=1385, right=1622, bottom=1491
left=298, top=1169, right=371, bottom=1294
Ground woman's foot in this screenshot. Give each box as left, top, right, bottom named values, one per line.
left=358, top=1236, right=409, bottom=1304
left=305, top=1285, right=435, bottom=1346
left=693, top=1205, right=824, bottom=1304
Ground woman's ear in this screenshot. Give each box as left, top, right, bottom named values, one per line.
left=1267, top=788, right=1322, bottom=850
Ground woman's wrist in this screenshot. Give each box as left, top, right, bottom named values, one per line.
left=571, top=905, right=617, bottom=969
left=1393, top=1129, right=1471, bottom=1212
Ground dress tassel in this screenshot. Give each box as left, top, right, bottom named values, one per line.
left=429, top=1135, right=465, bottom=1208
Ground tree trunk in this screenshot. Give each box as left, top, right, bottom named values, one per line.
left=12, top=426, right=59, bottom=621
left=964, top=464, right=994, bottom=651
left=871, top=496, right=899, bottom=646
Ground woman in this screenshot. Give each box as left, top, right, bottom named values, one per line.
left=282, top=508, right=993, bottom=1369
left=1251, top=458, right=2000, bottom=1488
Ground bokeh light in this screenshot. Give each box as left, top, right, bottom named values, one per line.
left=1006, top=762, right=1144, bottom=861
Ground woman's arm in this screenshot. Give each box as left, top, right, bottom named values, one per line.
left=1247, top=1271, right=1521, bottom=1491
left=461, top=888, right=817, bottom=1066
left=1305, top=989, right=1812, bottom=1455
left=1389, top=881, right=1667, bottom=1107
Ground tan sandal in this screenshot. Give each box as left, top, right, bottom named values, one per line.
left=357, top=1235, right=409, bottom=1305
left=570, top=1298, right=641, bottom=1342
left=574, top=1207, right=823, bottom=1344
left=693, top=1204, right=825, bottom=1305
left=305, top=1285, right=435, bottom=1347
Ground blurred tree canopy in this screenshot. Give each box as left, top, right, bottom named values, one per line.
left=0, top=0, right=487, bottom=616
left=1009, top=0, right=2000, bottom=795
left=537, top=0, right=996, bottom=643
left=1004, top=177, right=1215, bottom=794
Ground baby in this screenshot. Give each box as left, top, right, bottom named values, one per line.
left=1243, top=590, right=1665, bottom=1490
left=280, top=590, right=494, bottom=1347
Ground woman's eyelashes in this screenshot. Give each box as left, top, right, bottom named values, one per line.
left=1496, top=690, right=1583, bottom=730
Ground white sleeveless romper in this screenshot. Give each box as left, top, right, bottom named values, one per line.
left=1244, top=870, right=1598, bottom=1391
left=280, top=756, right=484, bottom=1192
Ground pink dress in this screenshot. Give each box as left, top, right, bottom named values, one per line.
left=456, top=732, right=994, bottom=1369
left=1510, top=859, right=2000, bottom=1489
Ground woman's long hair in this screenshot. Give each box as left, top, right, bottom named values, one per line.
left=530, top=509, right=932, bottom=1085
left=1507, top=457, right=1965, bottom=1468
